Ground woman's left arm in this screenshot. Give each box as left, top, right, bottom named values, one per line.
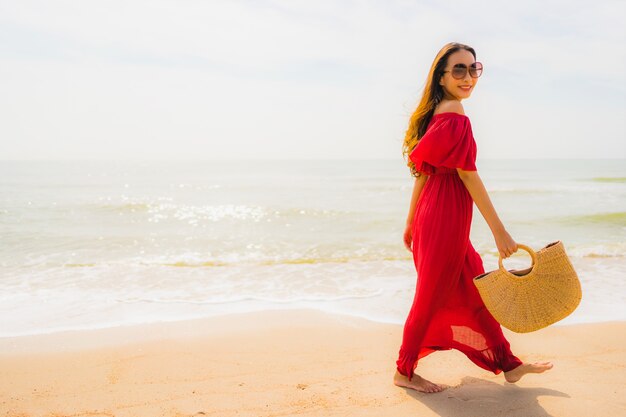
left=457, top=169, right=518, bottom=258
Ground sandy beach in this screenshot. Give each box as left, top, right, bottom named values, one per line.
left=1, top=309, right=624, bottom=417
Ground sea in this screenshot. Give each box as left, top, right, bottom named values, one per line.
left=0, top=159, right=624, bottom=337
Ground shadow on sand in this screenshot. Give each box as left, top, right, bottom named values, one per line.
left=401, top=376, right=568, bottom=417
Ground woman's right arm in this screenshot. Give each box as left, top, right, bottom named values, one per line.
left=457, top=169, right=518, bottom=259
left=403, top=174, right=429, bottom=251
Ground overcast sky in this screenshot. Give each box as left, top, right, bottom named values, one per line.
left=1, top=0, right=624, bottom=160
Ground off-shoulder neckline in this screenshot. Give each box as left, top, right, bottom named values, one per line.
left=432, top=112, right=468, bottom=118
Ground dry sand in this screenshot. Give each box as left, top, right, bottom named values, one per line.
left=0, top=309, right=624, bottom=417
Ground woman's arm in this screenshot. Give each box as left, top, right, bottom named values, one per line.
left=406, top=174, right=429, bottom=226
left=403, top=174, right=429, bottom=251
left=457, top=169, right=518, bottom=259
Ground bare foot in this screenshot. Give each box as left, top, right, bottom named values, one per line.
left=504, top=361, right=554, bottom=383
left=393, top=370, right=446, bottom=393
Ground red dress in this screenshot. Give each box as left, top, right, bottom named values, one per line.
left=396, top=112, right=522, bottom=381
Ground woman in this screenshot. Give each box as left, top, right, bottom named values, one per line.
left=394, top=42, right=553, bottom=393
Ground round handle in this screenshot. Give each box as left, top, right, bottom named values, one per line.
left=497, top=243, right=537, bottom=275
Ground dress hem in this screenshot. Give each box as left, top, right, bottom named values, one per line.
left=396, top=341, right=523, bottom=380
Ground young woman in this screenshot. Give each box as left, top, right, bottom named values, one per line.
left=394, top=42, right=553, bottom=393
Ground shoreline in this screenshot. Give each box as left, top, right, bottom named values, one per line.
left=1, top=308, right=624, bottom=355
left=0, top=300, right=618, bottom=341
left=1, top=309, right=625, bottom=416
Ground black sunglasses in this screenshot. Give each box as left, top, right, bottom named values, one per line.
left=442, top=62, right=483, bottom=79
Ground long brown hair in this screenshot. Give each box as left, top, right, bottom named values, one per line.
left=402, top=42, right=477, bottom=178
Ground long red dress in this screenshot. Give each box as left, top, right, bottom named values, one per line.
left=396, top=112, right=523, bottom=381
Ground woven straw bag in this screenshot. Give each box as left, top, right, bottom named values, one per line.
left=473, top=241, right=582, bottom=333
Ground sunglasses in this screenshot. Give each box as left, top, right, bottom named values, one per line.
left=443, top=62, right=483, bottom=79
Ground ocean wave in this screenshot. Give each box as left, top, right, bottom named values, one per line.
left=115, top=291, right=385, bottom=305
left=90, top=201, right=363, bottom=222
left=9, top=243, right=626, bottom=270
left=488, top=183, right=625, bottom=194
left=155, top=255, right=410, bottom=267
left=96, top=202, right=152, bottom=212
left=94, top=201, right=267, bottom=222
left=558, top=211, right=626, bottom=226
left=476, top=242, right=626, bottom=259
left=591, top=177, right=626, bottom=183
left=273, top=207, right=356, bottom=217
left=488, top=187, right=554, bottom=194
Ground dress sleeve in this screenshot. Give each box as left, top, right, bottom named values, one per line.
left=409, top=115, right=477, bottom=175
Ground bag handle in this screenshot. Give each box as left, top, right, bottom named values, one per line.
left=497, top=243, right=537, bottom=277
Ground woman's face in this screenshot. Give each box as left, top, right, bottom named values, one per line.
left=438, top=49, right=479, bottom=101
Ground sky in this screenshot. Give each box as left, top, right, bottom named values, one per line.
left=0, top=0, right=624, bottom=160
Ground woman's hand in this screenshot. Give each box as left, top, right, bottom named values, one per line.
left=494, top=229, right=518, bottom=259
left=403, top=222, right=413, bottom=252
